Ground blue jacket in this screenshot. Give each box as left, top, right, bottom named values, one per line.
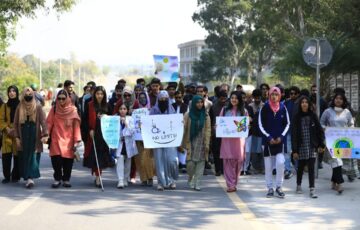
left=259, top=102, right=290, bottom=156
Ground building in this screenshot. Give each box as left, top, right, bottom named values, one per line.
left=178, top=40, right=207, bottom=80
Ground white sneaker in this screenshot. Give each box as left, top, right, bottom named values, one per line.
left=117, top=180, right=124, bottom=189
left=124, top=180, right=128, bottom=187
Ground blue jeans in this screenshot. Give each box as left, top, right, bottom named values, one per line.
left=285, top=134, right=292, bottom=172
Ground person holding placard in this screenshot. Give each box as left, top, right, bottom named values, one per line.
left=83, top=86, right=111, bottom=188
left=219, top=91, right=248, bottom=193
left=320, top=93, right=356, bottom=194
left=115, top=104, right=138, bottom=189
left=292, top=96, right=325, bottom=198
left=46, top=90, right=82, bottom=188
left=136, top=91, right=155, bottom=186
left=181, top=95, right=211, bottom=191
left=259, top=87, right=290, bottom=198
left=150, top=90, right=179, bottom=191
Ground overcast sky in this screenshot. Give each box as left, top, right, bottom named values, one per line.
left=8, top=0, right=207, bottom=66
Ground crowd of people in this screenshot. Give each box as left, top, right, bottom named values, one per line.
left=0, top=77, right=359, bottom=199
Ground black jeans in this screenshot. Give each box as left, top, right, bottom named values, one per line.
left=2, top=153, right=20, bottom=181
left=331, top=166, right=344, bottom=184
left=51, top=156, right=74, bottom=181
left=212, top=137, right=223, bottom=174
left=297, top=158, right=316, bottom=188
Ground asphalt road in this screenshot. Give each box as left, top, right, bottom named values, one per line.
left=0, top=150, right=359, bottom=230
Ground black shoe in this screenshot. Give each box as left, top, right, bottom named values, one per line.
left=2, top=179, right=10, bottom=184
left=266, top=188, right=274, bottom=198
left=240, top=171, right=245, bottom=176
left=275, top=187, right=285, bottom=198
left=51, top=181, right=61, bottom=188
left=272, top=169, right=276, bottom=175
left=245, top=171, right=252, bottom=175
left=63, top=182, right=72, bottom=188
left=147, top=179, right=153, bottom=187
left=348, top=175, right=355, bottom=182
left=141, top=181, right=148, bottom=186
left=11, top=179, right=19, bottom=183
left=205, top=162, right=212, bottom=169
left=215, top=172, right=221, bottom=177
left=318, top=163, right=323, bottom=169
left=284, top=171, right=293, bottom=180
left=181, top=168, right=187, bottom=174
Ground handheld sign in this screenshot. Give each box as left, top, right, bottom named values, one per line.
left=216, top=116, right=249, bottom=138
left=153, top=55, right=179, bottom=82
left=325, top=127, right=360, bottom=159
left=101, top=115, right=120, bottom=149
left=141, top=114, right=183, bottom=148
left=132, top=108, right=149, bottom=141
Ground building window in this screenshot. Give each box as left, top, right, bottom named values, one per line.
left=189, top=64, right=192, bottom=75
left=186, top=48, right=190, bottom=58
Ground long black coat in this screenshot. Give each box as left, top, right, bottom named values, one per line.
left=291, top=112, right=325, bottom=154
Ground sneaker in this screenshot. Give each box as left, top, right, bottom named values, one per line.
left=51, top=181, right=61, bottom=188
left=157, top=185, right=164, bottom=191
left=266, top=188, right=274, bottom=198
left=348, top=175, right=355, bottom=182
left=26, top=179, right=34, bottom=189
left=310, top=188, right=318, bottom=198
left=147, top=179, right=153, bottom=187
left=296, top=185, right=303, bottom=194
left=194, top=186, right=201, bottom=191
left=63, top=181, right=72, bottom=188
left=240, top=171, right=245, bottom=176
left=284, top=171, right=293, bottom=180
left=117, top=180, right=124, bottom=189
left=275, top=187, right=285, bottom=198
left=141, top=181, right=148, bottom=186
left=124, top=180, right=129, bottom=187
left=169, top=183, right=176, bottom=190
left=245, top=171, right=252, bottom=175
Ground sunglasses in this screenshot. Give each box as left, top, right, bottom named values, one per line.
left=124, top=94, right=131, bottom=98
left=57, top=97, right=66, bottom=101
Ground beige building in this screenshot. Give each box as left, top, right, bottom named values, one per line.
left=178, top=40, right=207, bottom=80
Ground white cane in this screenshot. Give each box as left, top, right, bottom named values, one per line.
left=92, top=137, right=104, bottom=191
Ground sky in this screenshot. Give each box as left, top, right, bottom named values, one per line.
left=8, top=0, right=207, bottom=66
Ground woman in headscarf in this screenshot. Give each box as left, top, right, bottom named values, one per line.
left=259, top=86, right=290, bottom=198
left=150, top=90, right=179, bottom=191
left=220, top=91, right=248, bottom=193
left=181, top=95, right=210, bottom=191
left=46, top=90, right=82, bottom=188
left=136, top=90, right=155, bottom=186
left=0, top=85, right=20, bottom=183
left=83, top=86, right=111, bottom=188
left=13, top=87, right=48, bottom=188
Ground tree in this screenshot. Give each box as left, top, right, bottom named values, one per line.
left=0, top=0, right=77, bottom=61
left=192, top=50, right=227, bottom=83
left=0, top=54, right=38, bottom=95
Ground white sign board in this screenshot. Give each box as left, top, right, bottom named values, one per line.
left=141, top=114, right=184, bottom=148
left=216, top=116, right=249, bottom=138
left=132, top=108, right=149, bottom=141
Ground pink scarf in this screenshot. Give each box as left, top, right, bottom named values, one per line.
left=268, top=87, right=281, bottom=113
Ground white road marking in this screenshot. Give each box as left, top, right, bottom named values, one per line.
left=7, top=193, right=43, bottom=216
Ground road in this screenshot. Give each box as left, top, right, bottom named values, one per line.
left=0, top=149, right=359, bottom=230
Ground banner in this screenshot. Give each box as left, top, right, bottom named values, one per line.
left=216, top=116, right=249, bottom=138
left=132, top=108, right=149, bottom=141
left=153, top=55, right=179, bottom=82
left=101, top=115, right=120, bottom=149
left=141, top=114, right=184, bottom=149
left=325, top=127, right=360, bottom=159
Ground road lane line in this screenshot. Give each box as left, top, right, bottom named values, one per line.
left=8, top=193, right=43, bottom=216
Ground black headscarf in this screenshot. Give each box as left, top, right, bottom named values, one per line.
left=7, top=85, right=20, bottom=122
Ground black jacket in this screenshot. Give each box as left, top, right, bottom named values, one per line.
left=291, top=112, right=325, bottom=153
left=172, top=103, right=188, bottom=114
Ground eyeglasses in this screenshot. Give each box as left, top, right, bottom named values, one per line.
left=124, top=94, right=131, bottom=98
left=57, top=97, right=66, bottom=101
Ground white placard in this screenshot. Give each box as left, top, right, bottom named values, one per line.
left=132, top=108, right=149, bottom=141
left=216, top=116, right=249, bottom=138
left=141, top=114, right=184, bottom=148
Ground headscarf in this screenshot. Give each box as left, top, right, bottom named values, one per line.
left=122, top=86, right=136, bottom=109
left=150, top=90, right=175, bottom=115
left=54, top=90, right=80, bottom=122
left=189, top=95, right=206, bottom=141
left=18, top=87, right=37, bottom=124
left=7, top=85, right=20, bottom=123
left=138, top=92, right=150, bottom=109
left=268, top=87, right=281, bottom=113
